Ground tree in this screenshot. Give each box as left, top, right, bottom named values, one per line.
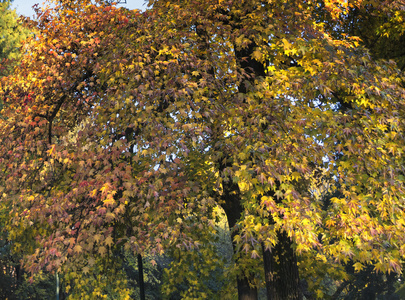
left=0, top=2, right=53, bottom=299
left=0, top=0, right=30, bottom=76
left=0, top=0, right=405, bottom=299
left=0, top=0, right=49, bottom=297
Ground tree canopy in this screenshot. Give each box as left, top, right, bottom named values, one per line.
left=0, top=0, right=405, bottom=299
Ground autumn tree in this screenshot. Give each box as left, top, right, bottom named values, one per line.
left=0, top=1, right=49, bottom=298
left=0, top=0, right=405, bottom=299
left=147, top=0, right=405, bottom=299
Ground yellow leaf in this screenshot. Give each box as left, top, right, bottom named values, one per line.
left=105, top=236, right=113, bottom=247
left=353, top=262, right=364, bottom=272
left=99, top=246, right=107, bottom=256
left=48, top=144, right=55, bottom=156
left=94, top=234, right=101, bottom=243
left=74, top=244, right=82, bottom=254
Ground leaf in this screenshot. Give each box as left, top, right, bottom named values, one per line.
left=274, top=190, right=284, bottom=200
left=99, top=247, right=107, bottom=256
left=74, top=244, right=82, bottom=254
left=353, top=262, right=364, bottom=272
left=104, top=236, right=113, bottom=247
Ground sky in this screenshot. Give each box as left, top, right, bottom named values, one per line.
left=11, top=0, right=147, bottom=18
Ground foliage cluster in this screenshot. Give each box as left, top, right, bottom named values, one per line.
left=0, top=0, right=405, bottom=299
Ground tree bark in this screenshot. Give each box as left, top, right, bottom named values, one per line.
left=262, top=231, right=303, bottom=300
left=237, top=276, right=259, bottom=300
left=137, top=254, right=146, bottom=300
left=195, top=20, right=258, bottom=299
left=222, top=179, right=258, bottom=300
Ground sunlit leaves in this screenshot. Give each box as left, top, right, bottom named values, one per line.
left=0, top=0, right=405, bottom=298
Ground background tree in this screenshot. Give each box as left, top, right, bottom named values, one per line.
left=0, top=0, right=30, bottom=76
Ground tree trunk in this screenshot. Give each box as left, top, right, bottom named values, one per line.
left=262, top=231, right=303, bottom=300
left=137, top=254, right=146, bottom=300
left=237, top=276, right=258, bottom=300
left=222, top=179, right=258, bottom=300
